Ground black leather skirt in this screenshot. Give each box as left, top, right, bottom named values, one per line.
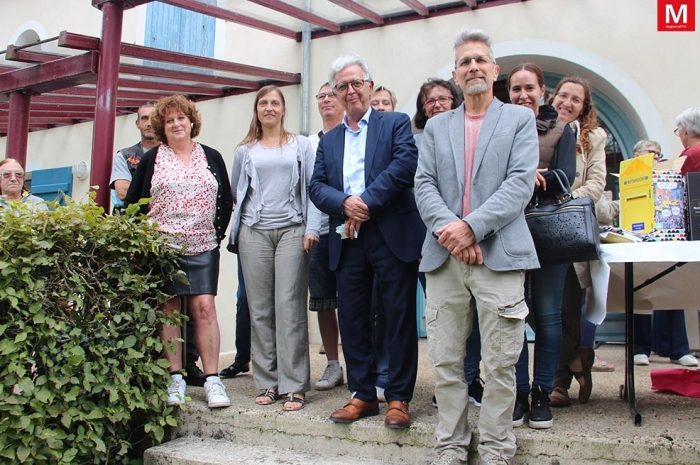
left=166, top=247, right=220, bottom=296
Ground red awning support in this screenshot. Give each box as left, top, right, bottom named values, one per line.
left=5, top=92, right=31, bottom=166
left=90, top=0, right=124, bottom=209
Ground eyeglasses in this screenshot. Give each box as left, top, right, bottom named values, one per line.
left=1, top=171, right=24, bottom=180
left=334, top=79, right=370, bottom=94
left=674, top=127, right=681, bottom=136
left=424, top=95, right=453, bottom=108
left=315, top=92, right=336, bottom=101
left=457, top=55, right=493, bottom=67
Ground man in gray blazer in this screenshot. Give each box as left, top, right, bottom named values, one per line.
left=415, top=29, right=539, bottom=465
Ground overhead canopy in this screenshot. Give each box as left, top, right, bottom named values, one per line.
left=0, top=0, right=525, bottom=136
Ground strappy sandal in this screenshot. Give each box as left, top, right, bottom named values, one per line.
left=255, top=388, right=279, bottom=406
left=282, top=392, right=305, bottom=411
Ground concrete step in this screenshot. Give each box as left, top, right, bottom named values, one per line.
left=143, top=344, right=700, bottom=465
left=144, top=437, right=399, bottom=465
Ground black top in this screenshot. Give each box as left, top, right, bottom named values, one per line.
left=125, top=143, right=233, bottom=243
left=536, top=104, right=576, bottom=196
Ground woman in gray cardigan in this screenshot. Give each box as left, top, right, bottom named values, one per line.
left=228, top=85, right=323, bottom=411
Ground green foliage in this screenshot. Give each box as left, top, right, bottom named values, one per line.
left=0, top=197, right=184, bottom=464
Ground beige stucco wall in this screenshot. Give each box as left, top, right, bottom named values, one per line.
left=2, top=0, right=699, bottom=350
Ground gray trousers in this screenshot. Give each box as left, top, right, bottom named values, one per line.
left=426, top=257, right=526, bottom=462
left=239, top=224, right=310, bottom=394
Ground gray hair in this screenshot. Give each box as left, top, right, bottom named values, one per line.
left=675, top=107, right=700, bottom=137
left=328, top=54, right=372, bottom=88
left=453, top=29, right=495, bottom=63
left=632, top=140, right=661, bottom=156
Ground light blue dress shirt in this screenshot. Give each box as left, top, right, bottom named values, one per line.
left=342, top=107, right=372, bottom=196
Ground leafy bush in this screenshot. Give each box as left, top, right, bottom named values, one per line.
left=0, top=197, right=184, bottom=464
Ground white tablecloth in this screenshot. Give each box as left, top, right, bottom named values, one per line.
left=587, top=242, right=700, bottom=324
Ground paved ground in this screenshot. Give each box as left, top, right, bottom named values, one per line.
left=209, top=340, right=700, bottom=449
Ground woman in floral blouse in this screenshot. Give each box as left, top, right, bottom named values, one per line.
left=126, top=95, right=233, bottom=410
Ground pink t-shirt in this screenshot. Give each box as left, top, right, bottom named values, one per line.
left=149, top=143, right=218, bottom=255
left=462, top=111, right=486, bottom=217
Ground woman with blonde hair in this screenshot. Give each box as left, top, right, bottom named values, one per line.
left=228, top=85, right=323, bottom=411
left=548, top=76, right=608, bottom=408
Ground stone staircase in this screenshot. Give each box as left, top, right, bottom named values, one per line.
left=144, top=344, right=700, bottom=465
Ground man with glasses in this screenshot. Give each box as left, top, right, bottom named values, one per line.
left=415, top=29, right=538, bottom=465
left=310, top=55, right=424, bottom=430
left=0, top=158, right=47, bottom=211
left=306, top=83, right=345, bottom=391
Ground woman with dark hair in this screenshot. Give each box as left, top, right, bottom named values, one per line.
left=413, top=78, right=462, bottom=133
left=507, top=63, right=576, bottom=429
left=125, top=94, right=233, bottom=409
left=548, top=76, right=608, bottom=409
left=228, top=85, right=322, bottom=411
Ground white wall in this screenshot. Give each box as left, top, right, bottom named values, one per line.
left=3, top=0, right=700, bottom=350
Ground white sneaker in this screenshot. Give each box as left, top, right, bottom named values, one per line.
left=430, top=450, right=467, bottom=465
left=204, top=376, right=230, bottom=408
left=673, top=354, right=699, bottom=367
left=167, top=374, right=186, bottom=406
left=375, top=386, right=386, bottom=402
left=314, top=363, right=344, bottom=390
left=481, top=452, right=511, bottom=465
left=633, top=354, right=650, bottom=366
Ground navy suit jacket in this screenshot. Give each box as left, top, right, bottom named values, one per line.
left=309, top=109, right=425, bottom=271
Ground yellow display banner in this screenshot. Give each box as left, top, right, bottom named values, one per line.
left=619, top=153, right=654, bottom=233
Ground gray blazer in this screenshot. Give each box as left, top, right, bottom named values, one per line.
left=415, top=98, right=540, bottom=272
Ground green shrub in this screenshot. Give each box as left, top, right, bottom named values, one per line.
left=0, top=197, right=184, bottom=464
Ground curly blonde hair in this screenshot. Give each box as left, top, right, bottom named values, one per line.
left=550, top=77, right=599, bottom=154
left=150, top=95, right=202, bottom=143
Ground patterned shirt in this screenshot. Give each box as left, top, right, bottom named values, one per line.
left=148, top=143, right=218, bottom=255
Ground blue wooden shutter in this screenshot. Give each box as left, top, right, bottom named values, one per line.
left=30, top=167, right=73, bottom=204
left=145, top=0, right=215, bottom=57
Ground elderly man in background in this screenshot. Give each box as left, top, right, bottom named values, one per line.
left=0, top=158, right=47, bottom=211
left=415, top=29, right=539, bottom=465
left=677, top=107, right=700, bottom=175
left=310, top=54, right=424, bottom=429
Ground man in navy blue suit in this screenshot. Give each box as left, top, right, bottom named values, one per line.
left=309, top=54, right=425, bottom=429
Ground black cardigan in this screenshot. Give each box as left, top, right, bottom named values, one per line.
left=124, top=143, right=233, bottom=243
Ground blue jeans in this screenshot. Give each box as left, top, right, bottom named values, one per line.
left=234, top=260, right=251, bottom=364
left=634, top=311, right=690, bottom=360
left=516, top=263, right=568, bottom=394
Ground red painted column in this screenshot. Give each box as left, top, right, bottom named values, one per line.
left=90, top=0, right=124, bottom=209
left=6, top=92, right=30, bottom=167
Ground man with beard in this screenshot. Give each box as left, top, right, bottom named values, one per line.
left=414, top=29, right=539, bottom=465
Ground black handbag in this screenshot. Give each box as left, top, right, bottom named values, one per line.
left=525, top=169, right=600, bottom=265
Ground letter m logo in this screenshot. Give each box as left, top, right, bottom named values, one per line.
left=658, top=0, right=696, bottom=31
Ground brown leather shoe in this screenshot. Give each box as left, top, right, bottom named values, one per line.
left=330, top=398, right=379, bottom=424
left=549, top=386, right=571, bottom=408
left=384, top=400, right=411, bottom=429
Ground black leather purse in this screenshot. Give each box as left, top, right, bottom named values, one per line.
left=525, top=169, right=600, bottom=265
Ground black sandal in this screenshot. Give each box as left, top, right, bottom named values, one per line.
left=255, top=388, right=279, bottom=406
left=282, top=392, right=305, bottom=411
